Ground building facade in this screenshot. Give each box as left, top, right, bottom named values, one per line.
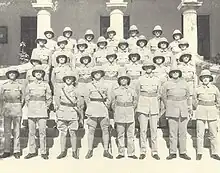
left=0, top=0, right=219, bottom=65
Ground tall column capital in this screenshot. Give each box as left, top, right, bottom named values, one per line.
left=32, top=0, right=54, bottom=12
left=106, top=0, right=128, bottom=13
left=177, top=0, right=203, bottom=12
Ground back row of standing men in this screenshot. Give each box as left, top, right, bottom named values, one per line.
left=0, top=24, right=219, bottom=161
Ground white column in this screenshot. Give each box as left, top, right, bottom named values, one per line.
left=106, top=0, right=128, bottom=40
left=178, top=0, right=203, bottom=54
left=32, top=0, right=54, bottom=37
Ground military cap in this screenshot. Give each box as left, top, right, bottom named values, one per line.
left=153, top=53, right=165, bottom=64
left=152, top=25, right=163, bottom=34
left=158, top=37, right=169, bottom=49
left=142, top=61, right=156, bottom=71
left=63, top=27, right=73, bottom=34
left=35, top=35, right=47, bottom=44
left=5, top=67, right=20, bottom=79
left=84, top=29, right=95, bottom=40
left=63, top=71, right=77, bottom=83
left=129, top=25, right=139, bottom=34
left=172, top=29, right=182, bottom=39
left=179, top=51, right=192, bottom=63
left=80, top=53, right=92, bottom=64
left=30, top=59, right=42, bottom=65
left=57, top=36, right=68, bottom=46
left=117, top=71, right=131, bottom=86
left=91, top=66, right=105, bottom=78
left=107, top=27, right=116, bottom=36
left=97, top=36, right=108, bottom=47
left=178, top=38, right=189, bottom=48
left=199, top=69, right=213, bottom=82
left=77, top=38, right=88, bottom=49
left=56, top=54, right=68, bottom=64
left=44, top=28, right=55, bottom=38
left=106, top=49, right=117, bottom=60
left=32, top=65, right=45, bottom=78
left=128, top=48, right=141, bottom=61
left=118, top=39, right=129, bottom=48
left=169, top=65, right=182, bottom=78
left=136, top=35, right=148, bottom=46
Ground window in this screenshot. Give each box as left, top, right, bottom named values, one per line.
left=20, top=17, right=37, bottom=56
left=100, top=16, right=130, bottom=39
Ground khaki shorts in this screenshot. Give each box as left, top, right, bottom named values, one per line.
left=87, top=117, right=109, bottom=128
left=57, top=120, right=79, bottom=131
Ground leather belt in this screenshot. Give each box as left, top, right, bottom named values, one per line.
left=140, top=92, right=157, bottom=97
left=198, top=101, right=215, bottom=106
left=30, top=96, right=45, bottom=101
left=90, top=98, right=107, bottom=102
left=78, top=78, right=92, bottom=83
left=186, top=78, right=194, bottom=82
left=60, top=102, right=77, bottom=107
left=4, top=99, right=21, bottom=103
left=167, top=96, right=187, bottom=101
left=104, top=76, right=117, bottom=80
left=116, top=101, right=133, bottom=107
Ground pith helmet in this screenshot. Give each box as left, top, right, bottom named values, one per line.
left=172, top=29, right=182, bottom=39
left=142, top=61, right=156, bottom=71
left=178, top=38, right=189, bottom=48
left=136, top=35, right=148, bottom=46
left=106, top=49, right=117, bottom=60
left=63, top=71, right=77, bottom=83
left=63, top=27, right=73, bottom=34
left=128, top=48, right=141, bottom=61
left=77, top=38, right=88, bottom=49
left=117, top=71, right=131, bottom=86
left=80, top=52, right=92, bottom=64
left=158, top=37, right=169, bottom=48
left=129, top=25, right=139, bottom=34
left=30, top=59, right=42, bottom=65
left=118, top=39, right=129, bottom=48
left=56, top=54, right=68, bottom=64
left=6, top=67, right=20, bottom=79
left=91, top=66, right=105, bottom=78
left=35, top=35, right=47, bottom=44
left=84, top=29, right=95, bottom=40
left=153, top=25, right=163, bottom=35
left=199, top=69, right=213, bottom=82
left=169, top=65, right=182, bottom=78
left=97, top=36, right=108, bottom=47
left=57, top=36, right=68, bottom=46
left=153, top=53, right=165, bottom=64
left=32, top=65, right=45, bottom=78
left=179, top=51, right=192, bottom=63
left=44, top=28, right=55, bottom=38
left=107, top=27, right=116, bottom=36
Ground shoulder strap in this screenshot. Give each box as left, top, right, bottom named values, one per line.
left=91, top=82, right=108, bottom=108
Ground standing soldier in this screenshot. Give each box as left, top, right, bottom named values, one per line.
left=175, top=39, right=190, bottom=64
left=63, top=27, right=77, bottom=53
left=56, top=71, right=83, bottom=159
left=75, top=38, right=89, bottom=67
left=194, top=70, right=220, bottom=160
left=117, top=39, right=130, bottom=67
left=136, top=62, right=161, bottom=160
left=111, top=71, right=138, bottom=159
left=24, top=65, right=52, bottom=160
left=84, top=29, right=96, bottom=56
left=93, top=36, right=108, bottom=67
left=147, top=25, right=163, bottom=51
left=44, top=28, right=57, bottom=52
left=106, top=27, right=118, bottom=51
left=169, top=30, right=183, bottom=55
left=26, top=59, right=43, bottom=84
left=84, top=67, right=113, bottom=159
left=136, top=35, right=150, bottom=63
left=127, top=25, right=139, bottom=49
left=52, top=36, right=74, bottom=68
left=161, top=66, right=192, bottom=160
left=0, top=67, right=24, bottom=159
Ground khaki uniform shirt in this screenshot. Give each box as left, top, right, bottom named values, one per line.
left=31, top=47, right=52, bottom=66
left=93, top=48, right=107, bottom=66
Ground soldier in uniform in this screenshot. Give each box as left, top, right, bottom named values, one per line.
left=44, top=28, right=57, bottom=52
left=63, top=27, right=77, bottom=53
left=56, top=71, right=83, bottom=159
left=84, top=67, right=113, bottom=159
left=136, top=35, right=150, bottom=63
left=75, top=38, right=89, bottom=67
left=84, top=29, right=96, bottom=56
left=106, top=27, right=118, bottom=51
left=127, top=25, right=139, bottom=49
left=169, top=30, right=183, bottom=55
left=175, top=39, right=190, bottom=64
left=0, top=68, right=24, bottom=159
left=147, top=25, right=163, bottom=51
left=26, top=59, right=43, bottom=84
left=117, top=39, right=130, bottom=67
left=111, top=71, right=138, bottom=159
left=93, top=36, right=108, bottom=67
left=194, top=70, right=220, bottom=160
left=24, top=65, right=52, bottom=160
left=136, top=62, right=161, bottom=160
left=161, top=66, right=192, bottom=160
left=52, top=36, right=74, bottom=68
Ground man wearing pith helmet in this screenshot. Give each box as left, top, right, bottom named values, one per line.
left=127, top=25, right=139, bottom=49
left=194, top=69, right=220, bottom=161
left=147, top=25, right=163, bottom=51
left=56, top=71, right=83, bottom=160
left=175, top=38, right=190, bottom=64
left=84, top=29, right=96, bottom=56
left=0, top=67, right=24, bottom=159
left=161, top=65, right=192, bottom=160
left=136, top=35, right=150, bottom=63
left=75, top=38, right=90, bottom=67
left=24, top=65, right=52, bottom=160
left=26, top=59, right=43, bottom=84
left=94, top=36, right=108, bottom=67
left=136, top=61, right=161, bottom=160
left=44, top=28, right=57, bottom=52
left=111, top=70, right=138, bottom=159
left=63, top=27, right=77, bottom=53
left=169, top=29, right=183, bottom=55
left=84, top=66, right=113, bottom=159
left=106, top=27, right=119, bottom=51
left=117, top=39, right=130, bottom=67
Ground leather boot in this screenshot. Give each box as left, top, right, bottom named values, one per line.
left=72, top=151, right=79, bottom=159
left=103, top=150, right=113, bottom=159
left=85, top=150, right=93, bottom=159
left=139, top=154, right=146, bottom=160
left=166, top=154, right=177, bottom=160
left=57, top=151, right=67, bottom=159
